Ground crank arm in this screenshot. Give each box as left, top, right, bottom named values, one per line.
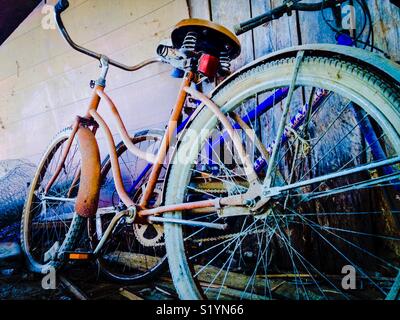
left=92, top=207, right=135, bottom=256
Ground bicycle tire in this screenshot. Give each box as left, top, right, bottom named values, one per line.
left=21, top=127, right=86, bottom=274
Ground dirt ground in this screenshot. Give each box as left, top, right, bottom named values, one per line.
left=0, top=263, right=176, bottom=300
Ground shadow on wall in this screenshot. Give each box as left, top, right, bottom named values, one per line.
left=0, top=159, right=36, bottom=242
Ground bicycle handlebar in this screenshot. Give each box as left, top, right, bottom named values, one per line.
left=234, top=0, right=346, bottom=35
left=54, top=0, right=69, bottom=14
left=54, top=0, right=162, bottom=72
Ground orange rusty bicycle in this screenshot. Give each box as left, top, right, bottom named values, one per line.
left=21, top=0, right=400, bottom=299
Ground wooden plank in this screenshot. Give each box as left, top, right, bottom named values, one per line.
left=0, top=0, right=174, bottom=79
left=188, top=0, right=211, bottom=19
left=0, top=0, right=189, bottom=162
left=0, top=0, right=187, bottom=121
left=210, top=0, right=254, bottom=69
left=0, top=0, right=186, bottom=94
left=366, top=0, right=400, bottom=61
left=3, top=0, right=88, bottom=43
left=59, top=275, right=88, bottom=300
left=250, top=0, right=273, bottom=58
left=104, top=252, right=161, bottom=272
left=297, top=0, right=337, bottom=45
left=104, top=251, right=278, bottom=296
left=0, top=60, right=171, bottom=126
left=1, top=71, right=177, bottom=161
left=119, top=288, right=144, bottom=300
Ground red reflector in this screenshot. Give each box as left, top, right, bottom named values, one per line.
left=198, top=54, right=219, bottom=78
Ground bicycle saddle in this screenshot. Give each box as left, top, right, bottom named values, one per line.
left=171, top=18, right=241, bottom=59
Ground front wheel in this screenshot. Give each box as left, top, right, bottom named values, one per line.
left=21, top=127, right=86, bottom=273
left=164, top=54, right=400, bottom=300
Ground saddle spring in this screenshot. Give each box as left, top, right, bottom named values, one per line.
left=219, top=52, right=232, bottom=76
left=181, top=31, right=198, bottom=54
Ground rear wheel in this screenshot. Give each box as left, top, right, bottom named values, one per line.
left=164, top=55, right=400, bottom=300
left=88, top=129, right=168, bottom=283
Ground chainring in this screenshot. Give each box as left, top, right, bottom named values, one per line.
left=134, top=187, right=165, bottom=247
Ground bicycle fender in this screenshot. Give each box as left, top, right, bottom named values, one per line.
left=75, top=127, right=101, bottom=218
left=213, top=44, right=400, bottom=97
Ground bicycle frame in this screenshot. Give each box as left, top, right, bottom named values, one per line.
left=44, top=52, right=396, bottom=220
left=43, top=60, right=252, bottom=225
left=123, top=44, right=400, bottom=203
left=44, top=0, right=399, bottom=254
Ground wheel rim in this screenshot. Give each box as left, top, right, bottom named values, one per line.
left=23, top=129, right=81, bottom=272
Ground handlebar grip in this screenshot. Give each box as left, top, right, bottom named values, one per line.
left=234, top=11, right=274, bottom=36
left=234, top=23, right=253, bottom=36
left=54, top=0, right=70, bottom=14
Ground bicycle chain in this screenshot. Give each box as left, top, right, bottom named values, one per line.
left=141, top=223, right=271, bottom=247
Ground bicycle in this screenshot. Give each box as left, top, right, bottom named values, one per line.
left=21, top=0, right=400, bottom=300
left=22, top=0, right=244, bottom=284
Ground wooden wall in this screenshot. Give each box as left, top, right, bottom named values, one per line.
left=0, top=0, right=399, bottom=164
left=188, top=0, right=400, bottom=74
left=0, top=0, right=189, bottom=163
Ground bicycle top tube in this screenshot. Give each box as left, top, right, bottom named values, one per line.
left=54, top=0, right=162, bottom=72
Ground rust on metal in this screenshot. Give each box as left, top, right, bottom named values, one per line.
left=67, top=117, right=99, bottom=198
left=85, top=85, right=103, bottom=117
left=139, top=71, right=195, bottom=209
left=74, top=127, right=101, bottom=218
left=45, top=87, right=103, bottom=195
left=138, top=198, right=219, bottom=217
left=88, top=109, right=135, bottom=208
